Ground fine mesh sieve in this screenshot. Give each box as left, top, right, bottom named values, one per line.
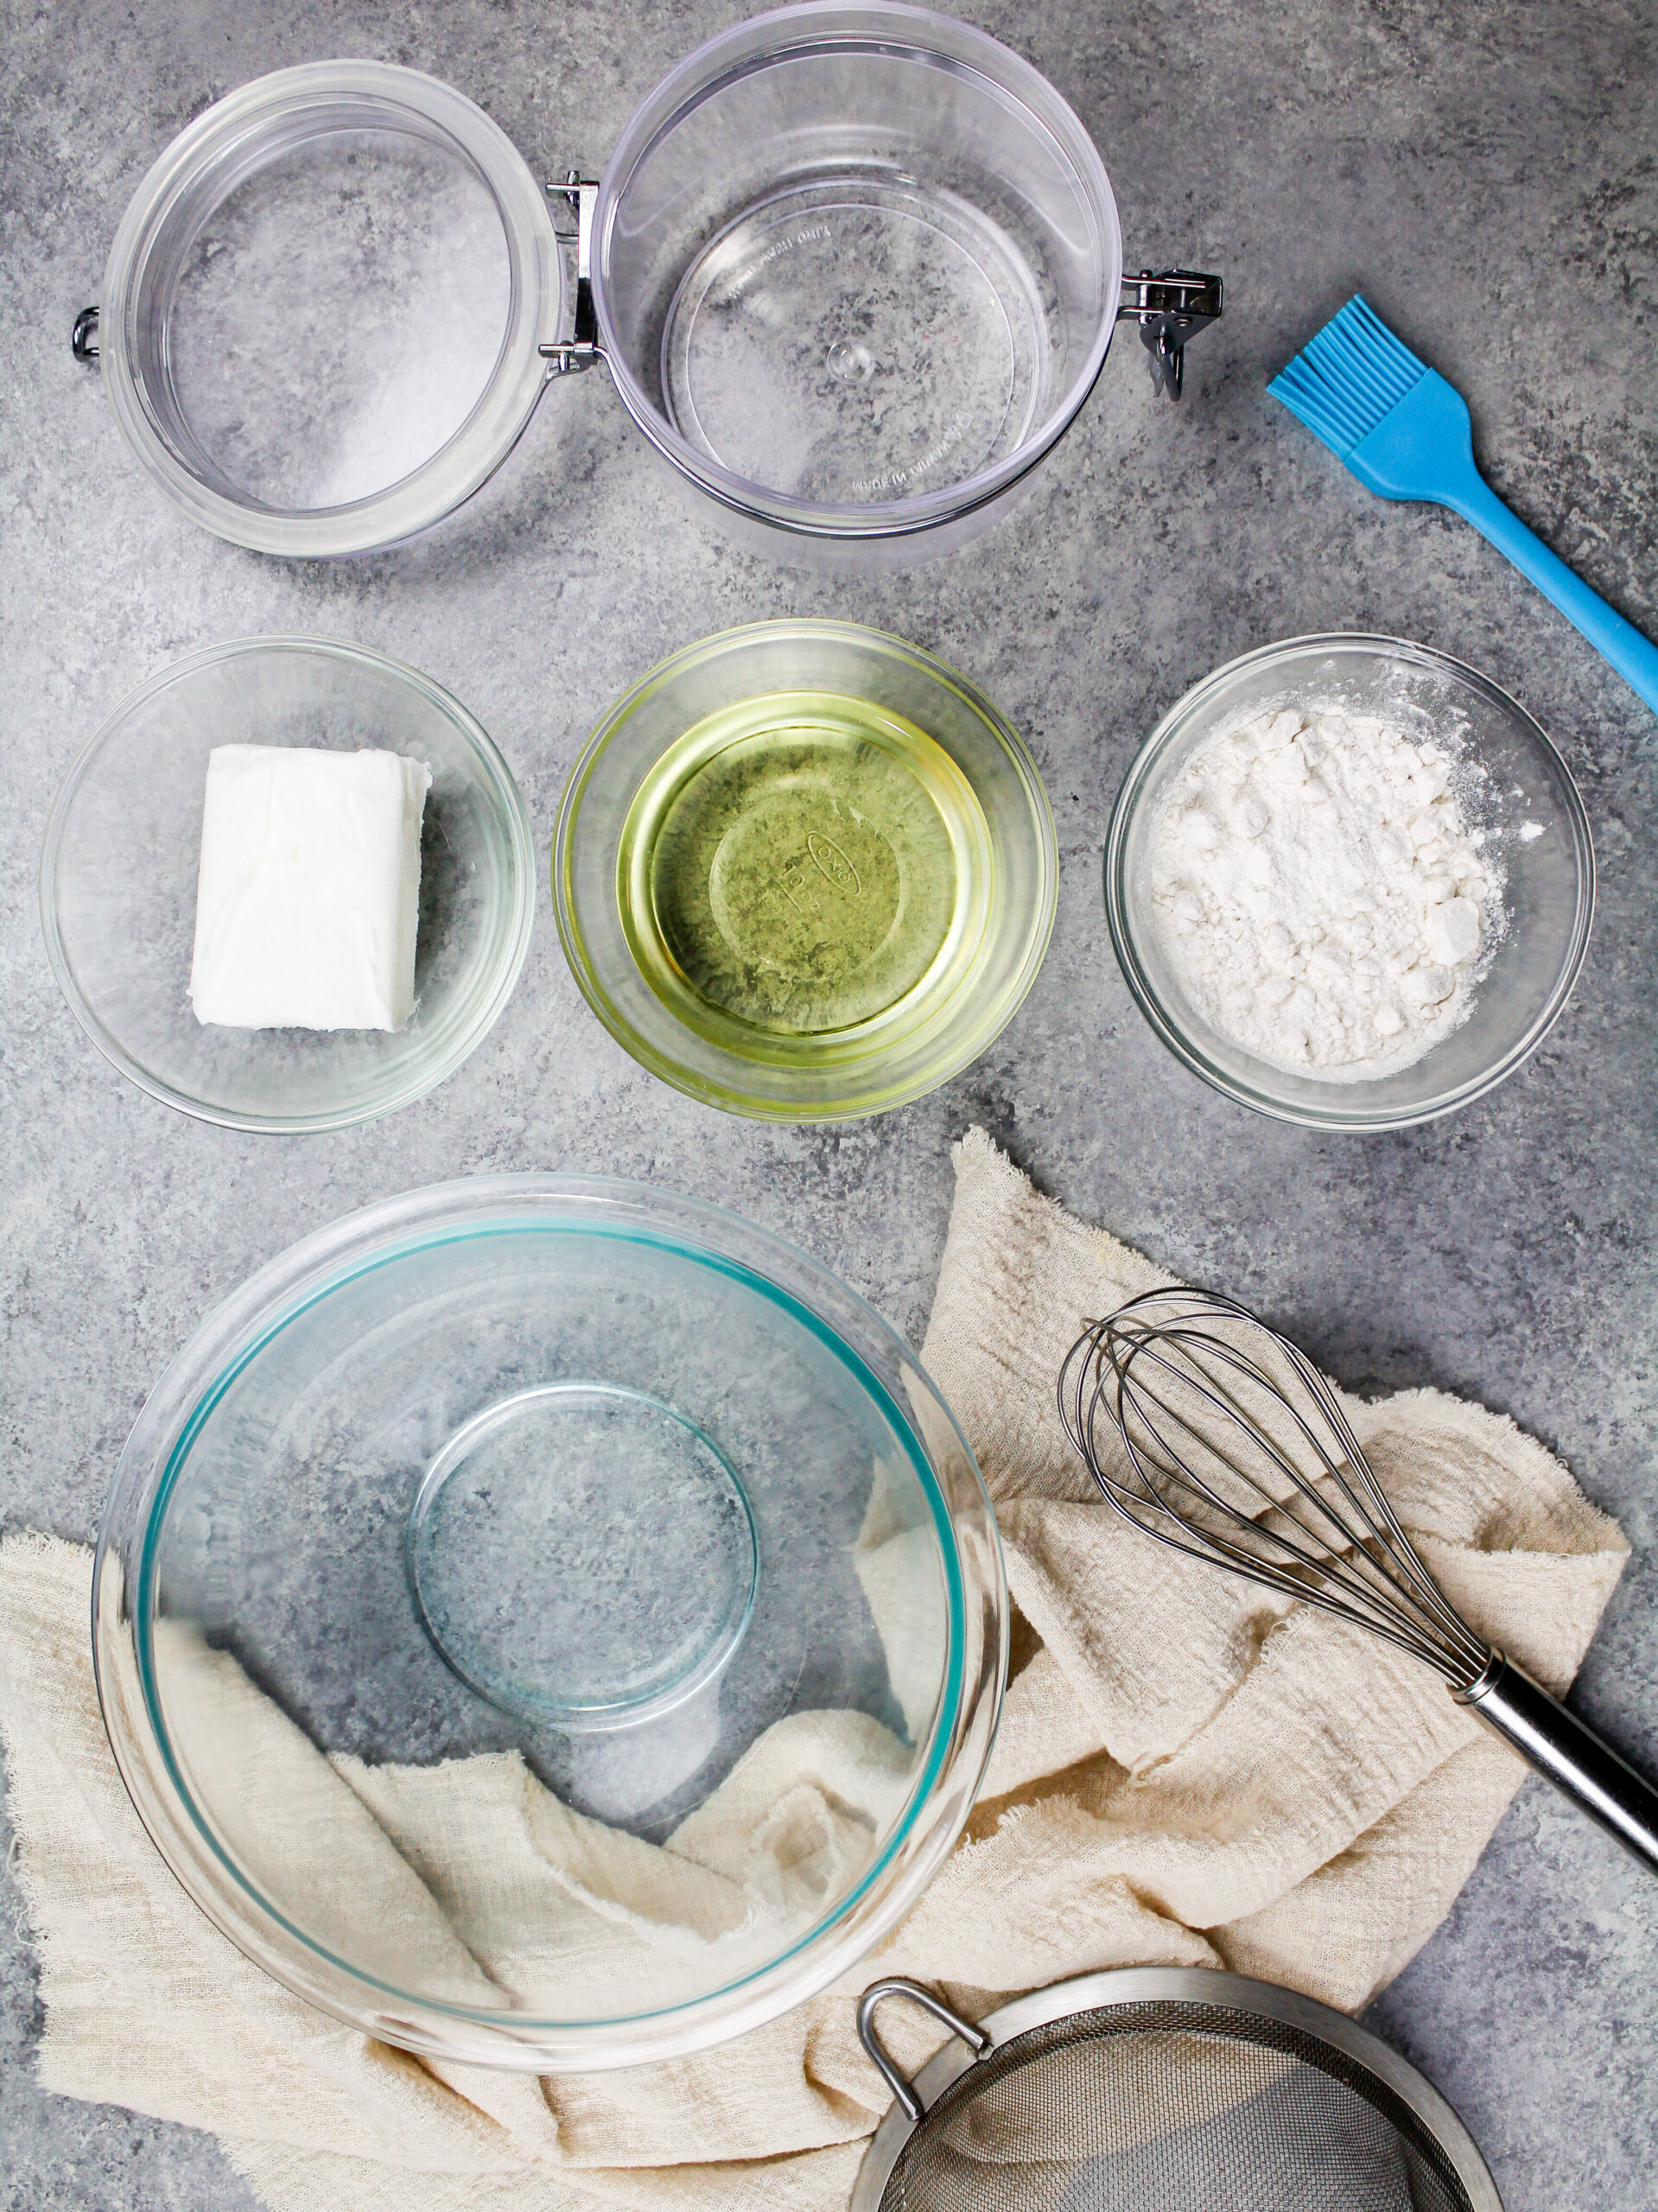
left=852, top=1971, right=1502, bottom=2212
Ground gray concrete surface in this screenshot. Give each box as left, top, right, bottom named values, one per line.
left=3, top=0, right=1655, bottom=2203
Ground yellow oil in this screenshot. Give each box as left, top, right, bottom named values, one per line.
left=617, top=693, right=994, bottom=1043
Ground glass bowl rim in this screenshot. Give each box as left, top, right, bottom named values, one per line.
left=39, top=632, right=537, bottom=1134
left=594, top=0, right=1125, bottom=541
left=1103, top=632, right=1597, bottom=1133
left=94, top=59, right=562, bottom=559
left=92, top=1170, right=1007, bottom=2069
left=552, top=616, right=1059, bottom=1121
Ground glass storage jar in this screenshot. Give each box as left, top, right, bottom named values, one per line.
left=74, top=3, right=1222, bottom=563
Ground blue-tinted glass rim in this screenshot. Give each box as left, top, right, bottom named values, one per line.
left=132, top=1214, right=968, bottom=2029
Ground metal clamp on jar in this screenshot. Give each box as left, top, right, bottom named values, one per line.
left=1118, top=269, right=1225, bottom=398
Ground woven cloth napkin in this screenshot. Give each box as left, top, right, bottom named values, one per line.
left=0, top=1128, right=1629, bottom=2212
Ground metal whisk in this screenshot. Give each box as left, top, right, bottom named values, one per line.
left=1058, top=1286, right=1658, bottom=1875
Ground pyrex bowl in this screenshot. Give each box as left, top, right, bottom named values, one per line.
left=555, top=620, right=1058, bottom=1119
left=93, top=1174, right=1006, bottom=2069
left=75, top=5, right=1213, bottom=563
left=41, top=638, right=534, bottom=1132
left=1105, top=635, right=1595, bottom=1131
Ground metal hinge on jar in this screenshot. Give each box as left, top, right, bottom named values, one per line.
left=542, top=175, right=604, bottom=375
left=1116, top=270, right=1223, bottom=400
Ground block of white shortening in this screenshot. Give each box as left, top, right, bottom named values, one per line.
left=189, top=745, right=433, bottom=1031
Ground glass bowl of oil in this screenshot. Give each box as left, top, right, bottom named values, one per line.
left=555, top=621, right=1057, bottom=1119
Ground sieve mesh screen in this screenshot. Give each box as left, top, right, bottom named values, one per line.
left=877, top=2002, right=1474, bottom=2212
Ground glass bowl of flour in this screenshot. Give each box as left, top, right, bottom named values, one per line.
left=1106, top=635, right=1594, bottom=1130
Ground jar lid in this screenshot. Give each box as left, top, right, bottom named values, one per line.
left=96, top=61, right=562, bottom=556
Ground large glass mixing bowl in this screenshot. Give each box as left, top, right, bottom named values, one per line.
left=93, top=1176, right=1006, bottom=2069
left=555, top=621, right=1058, bottom=1120
left=1105, top=636, right=1595, bottom=1130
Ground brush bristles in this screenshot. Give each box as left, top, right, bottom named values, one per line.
left=1267, top=294, right=1428, bottom=457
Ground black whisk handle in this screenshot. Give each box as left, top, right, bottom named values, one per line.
left=1458, top=1652, right=1658, bottom=1875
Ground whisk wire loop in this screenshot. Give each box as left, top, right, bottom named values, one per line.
left=1059, top=1284, right=1658, bottom=1876
left=1135, top=1317, right=1483, bottom=1666
left=1058, top=1289, right=1490, bottom=1689
left=1285, top=1347, right=1488, bottom=1658
left=1109, top=1345, right=1453, bottom=1669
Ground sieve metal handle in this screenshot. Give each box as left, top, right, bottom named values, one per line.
left=1458, top=1650, right=1658, bottom=1875
left=857, top=1978, right=988, bottom=2122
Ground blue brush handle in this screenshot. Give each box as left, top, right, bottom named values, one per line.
left=1450, top=474, right=1658, bottom=715
left=1350, top=372, right=1658, bottom=715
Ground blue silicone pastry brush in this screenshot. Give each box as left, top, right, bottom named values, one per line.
left=1269, top=295, right=1658, bottom=715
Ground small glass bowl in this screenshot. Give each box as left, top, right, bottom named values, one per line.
left=554, top=620, right=1058, bottom=1120
left=1105, top=635, right=1595, bottom=1131
left=41, top=637, right=535, bottom=1132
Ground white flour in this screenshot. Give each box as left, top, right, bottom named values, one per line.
left=1149, top=705, right=1500, bottom=1077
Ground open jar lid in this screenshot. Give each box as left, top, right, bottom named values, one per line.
left=80, top=6, right=1220, bottom=558
left=92, top=61, right=562, bottom=557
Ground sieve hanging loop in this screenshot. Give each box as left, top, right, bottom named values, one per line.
left=850, top=1966, right=1504, bottom=2212
left=858, top=1977, right=989, bottom=2122
left=71, top=304, right=100, bottom=364
left=542, top=174, right=604, bottom=375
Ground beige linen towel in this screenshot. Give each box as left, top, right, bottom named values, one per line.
left=0, top=1128, right=1629, bottom=2212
